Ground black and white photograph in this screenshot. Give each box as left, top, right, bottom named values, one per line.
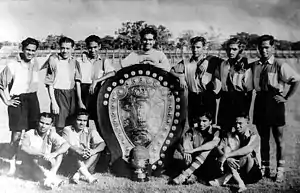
left=0, top=0, right=300, bottom=192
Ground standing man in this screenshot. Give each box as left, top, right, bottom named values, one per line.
left=0, top=37, right=41, bottom=175
left=121, top=27, right=171, bottom=72
left=252, top=35, right=300, bottom=182
left=45, top=36, right=84, bottom=134
left=80, top=35, right=116, bottom=123
left=20, top=112, right=69, bottom=189
left=170, top=36, right=222, bottom=125
left=218, top=37, right=253, bottom=131
left=62, top=109, right=106, bottom=184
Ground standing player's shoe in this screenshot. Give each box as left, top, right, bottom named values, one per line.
left=275, top=167, right=285, bottom=183
left=261, top=166, right=271, bottom=178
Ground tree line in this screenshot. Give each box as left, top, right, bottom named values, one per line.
left=1, top=21, right=300, bottom=51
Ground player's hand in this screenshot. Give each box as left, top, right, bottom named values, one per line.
left=82, top=148, right=92, bottom=159
left=78, top=101, right=86, bottom=110
left=227, top=158, right=240, bottom=170
left=274, top=95, right=287, bottom=103
left=140, top=60, right=155, bottom=65
left=179, top=77, right=187, bottom=89
left=6, top=97, right=21, bottom=107
left=183, top=153, right=192, bottom=164
left=76, top=148, right=86, bottom=158
left=89, top=82, right=97, bottom=95
left=51, top=102, right=60, bottom=114
left=43, top=153, right=57, bottom=161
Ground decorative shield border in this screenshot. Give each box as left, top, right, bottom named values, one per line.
left=96, top=64, right=185, bottom=172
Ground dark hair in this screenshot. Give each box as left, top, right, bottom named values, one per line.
left=85, top=35, right=101, bottom=46
left=199, top=111, right=213, bottom=121
left=39, top=112, right=54, bottom=123
left=140, top=27, right=158, bottom=40
left=21, top=37, right=39, bottom=50
left=59, top=36, right=75, bottom=47
left=235, top=112, right=249, bottom=120
left=190, top=36, right=207, bottom=47
left=76, top=108, right=89, bottom=118
left=225, top=37, right=246, bottom=50
left=257, top=34, right=275, bottom=46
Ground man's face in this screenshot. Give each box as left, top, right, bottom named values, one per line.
left=226, top=43, right=240, bottom=59
left=87, top=41, right=100, bottom=59
left=199, top=115, right=212, bottom=130
left=142, top=34, right=155, bottom=51
left=60, top=42, right=73, bottom=59
left=38, top=116, right=53, bottom=134
left=75, top=115, right=88, bottom=131
left=235, top=117, right=248, bottom=134
left=191, top=41, right=205, bottom=58
left=258, top=40, right=274, bottom=60
left=23, top=44, right=37, bottom=62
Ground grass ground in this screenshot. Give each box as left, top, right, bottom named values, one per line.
left=0, top=58, right=300, bottom=192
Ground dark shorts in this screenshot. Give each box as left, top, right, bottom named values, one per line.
left=239, top=156, right=262, bottom=184
left=188, top=91, right=217, bottom=124
left=81, top=83, right=97, bottom=120
left=253, top=91, right=285, bottom=126
left=170, top=148, right=223, bottom=181
left=8, top=92, right=40, bottom=132
left=60, top=150, right=100, bottom=175
left=218, top=91, right=250, bottom=130
left=53, top=89, right=76, bottom=128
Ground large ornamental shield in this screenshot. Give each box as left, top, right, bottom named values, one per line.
left=96, top=64, right=185, bottom=176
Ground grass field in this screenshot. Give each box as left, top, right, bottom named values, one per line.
left=0, top=57, right=300, bottom=192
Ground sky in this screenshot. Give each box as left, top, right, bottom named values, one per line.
left=0, top=0, right=299, bottom=42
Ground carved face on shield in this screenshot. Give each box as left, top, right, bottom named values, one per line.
left=121, top=87, right=153, bottom=147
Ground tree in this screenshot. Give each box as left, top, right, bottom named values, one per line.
left=176, top=27, right=223, bottom=50
left=40, top=34, right=64, bottom=50
left=100, top=36, right=115, bottom=50
left=276, top=40, right=292, bottom=50
left=292, top=41, right=300, bottom=50
left=155, top=25, right=173, bottom=50
left=224, top=32, right=259, bottom=50
left=75, top=40, right=86, bottom=51
left=176, top=30, right=195, bottom=49
left=115, top=21, right=173, bottom=50
left=115, top=21, right=146, bottom=49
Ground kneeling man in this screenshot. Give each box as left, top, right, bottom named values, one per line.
left=20, top=112, right=70, bottom=189
left=209, top=113, right=262, bottom=192
left=171, top=112, right=220, bottom=185
left=62, top=109, right=106, bottom=184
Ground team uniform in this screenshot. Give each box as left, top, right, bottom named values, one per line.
left=173, top=125, right=220, bottom=182
left=172, top=56, right=220, bottom=124
left=79, top=56, right=114, bottom=120
left=121, top=49, right=171, bottom=71
left=44, top=54, right=82, bottom=128
left=252, top=55, right=300, bottom=169
left=217, top=124, right=262, bottom=184
left=218, top=57, right=253, bottom=130
left=0, top=55, right=40, bottom=132
left=20, top=128, right=66, bottom=179
left=62, top=125, right=104, bottom=174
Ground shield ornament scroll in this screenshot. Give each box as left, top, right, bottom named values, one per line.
left=96, top=64, right=185, bottom=174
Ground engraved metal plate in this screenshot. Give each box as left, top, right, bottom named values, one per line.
left=96, top=64, right=184, bottom=172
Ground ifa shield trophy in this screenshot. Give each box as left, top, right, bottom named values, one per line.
left=96, top=64, right=185, bottom=181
